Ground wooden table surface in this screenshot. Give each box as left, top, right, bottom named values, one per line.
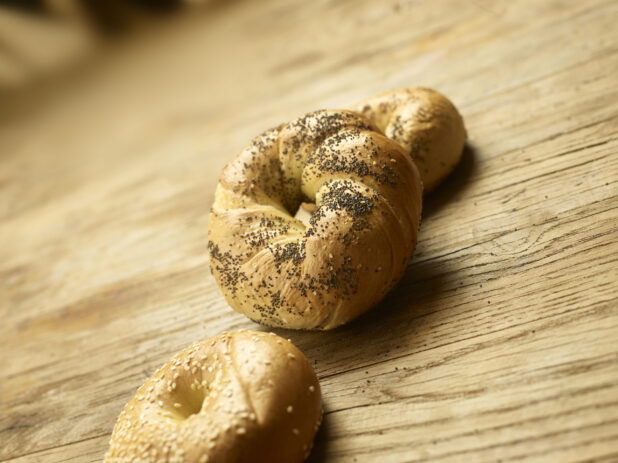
left=1, top=0, right=617, bottom=461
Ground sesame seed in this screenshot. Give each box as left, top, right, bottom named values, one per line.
left=309, top=385, right=315, bottom=392
left=237, top=427, right=246, bottom=435
left=287, top=406, right=293, bottom=413
left=293, top=428, right=300, bottom=435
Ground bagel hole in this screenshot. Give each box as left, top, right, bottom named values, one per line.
left=167, top=380, right=209, bottom=421
left=294, top=201, right=315, bottom=227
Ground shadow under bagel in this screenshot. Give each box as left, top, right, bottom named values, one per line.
left=422, top=143, right=477, bottom=221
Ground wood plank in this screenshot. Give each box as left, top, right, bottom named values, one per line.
left=1, top=0, right=617, bottom=461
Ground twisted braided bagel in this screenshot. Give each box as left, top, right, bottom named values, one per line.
left=208, top=110, right=421, bottom=330
left=351, top=87, right=466, bottom=193
left=208, top=89, right=465, bottom=330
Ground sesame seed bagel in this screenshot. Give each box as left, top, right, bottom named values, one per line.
left=351, top=87, right=467, bottom=193
left=208, top=110, right=423, bottom=329
left=104, top=331, right=322, bottom=463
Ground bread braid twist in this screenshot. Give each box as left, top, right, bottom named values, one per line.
left=351, top=87, right=466, bottom=193
left=208, top=89, right=465, bottom=329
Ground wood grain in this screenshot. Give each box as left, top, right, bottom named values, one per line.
left=1, top=0, right=617, bottom=461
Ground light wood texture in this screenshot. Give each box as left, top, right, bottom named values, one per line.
left=1, top=0, right=617, bottom=461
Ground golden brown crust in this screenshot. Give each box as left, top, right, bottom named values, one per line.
left=104, top=331, right=322, bottom=463
left=350, top=87, right=467, bottom=193
left=208, top=110, right=422, bottom=330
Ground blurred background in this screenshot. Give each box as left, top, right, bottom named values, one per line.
left=0, top=0, right=214, bottom=89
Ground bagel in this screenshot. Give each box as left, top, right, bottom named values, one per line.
left=104, top=331, right=322, bottom=463
left=350, top=87, right=467, bottom=193
left=208, top=110, right=423, bottom=329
